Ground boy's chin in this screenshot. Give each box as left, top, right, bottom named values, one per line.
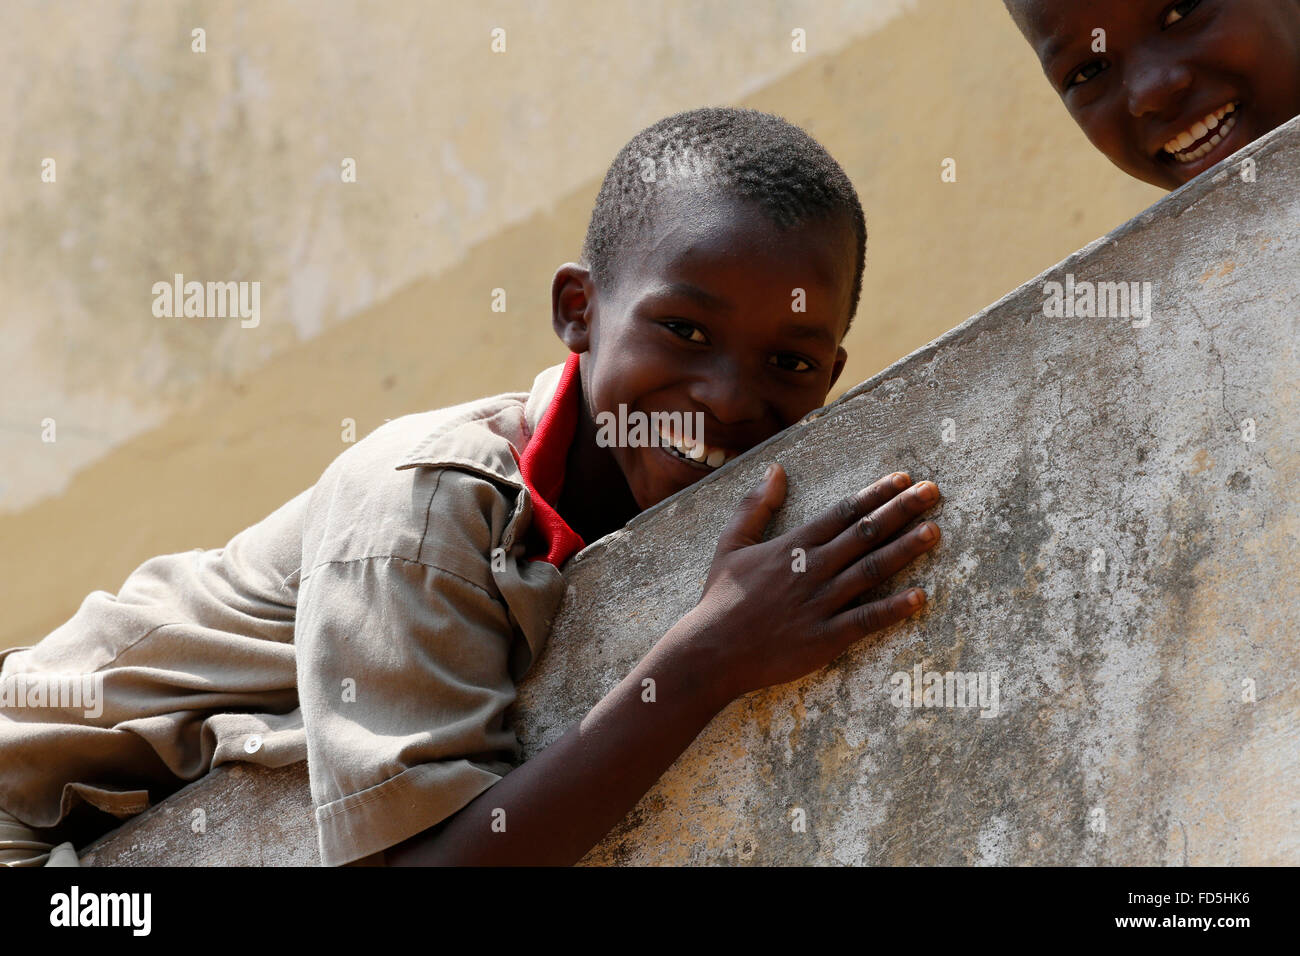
left=636, top=444, right=725, bottom=508
left=1115, top=153, right=1188, bottom=191
left=1127, top=156, right=1214, bottom=192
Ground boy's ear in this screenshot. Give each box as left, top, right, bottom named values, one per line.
left=551, top=263, right=595, bottom=352
left=827, top=346, right=848, bottom=393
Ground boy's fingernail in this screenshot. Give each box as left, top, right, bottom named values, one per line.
left=907, top=588, right=925, bottom=608
left=892, top=473, right=910, bottom=489
left=916, top=481, right=939, bottom=502
left=918, top=522, right=937, bottom=543
left=762, top=464, right=776, bottom=481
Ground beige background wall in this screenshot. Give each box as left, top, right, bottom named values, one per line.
left=1, top=0, right=1161, bottom=651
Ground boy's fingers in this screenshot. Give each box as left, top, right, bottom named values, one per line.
left=717, top=463, right=787, bottom=551
left=824, top=587, right=926, bottom=654
left=795, top=472, right=912, bottom=548
left=818, top=480, right=939, bottom=573
left=823, top=521, right=939, bottom=610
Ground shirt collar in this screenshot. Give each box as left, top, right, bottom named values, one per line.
left=513, top=353, right=586, bottom=565
left=394, top=360, right=569, bottom=483
left=394, top=353, right=586, bottom=566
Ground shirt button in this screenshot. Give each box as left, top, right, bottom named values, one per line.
left=243, top=734, right=263, bottom=754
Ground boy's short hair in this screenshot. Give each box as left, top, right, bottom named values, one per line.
left=1002, top=0, right=1031, bottom=30
left=581, top=106, right=867, bottom=336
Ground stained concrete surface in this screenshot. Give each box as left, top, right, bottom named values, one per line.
left=82, top=117, right=1299, bottom=866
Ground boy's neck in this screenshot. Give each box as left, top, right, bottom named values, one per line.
left=555, top=388, right=640, bottom=546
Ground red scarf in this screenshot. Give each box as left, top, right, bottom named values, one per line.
left=512, top=353, right=586, bottom=567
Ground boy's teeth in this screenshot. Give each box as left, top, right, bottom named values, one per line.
left=1164, top=103, right=1238, bottom=160
left=657, top=423, right=735, bottom=470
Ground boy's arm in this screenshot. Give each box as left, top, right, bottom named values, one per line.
left=300, top=456, right=719, bottom=867
left=383, top=612, right=723, bottom=866
left=386, top=467, right=942, bottom=866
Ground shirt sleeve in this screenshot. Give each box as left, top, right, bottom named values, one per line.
left=294, top=550, right=522, bottom=867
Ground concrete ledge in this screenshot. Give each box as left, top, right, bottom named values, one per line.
left=82, top=117, right=1300, bottom=865
left=79, top=764, right=317, bottom=866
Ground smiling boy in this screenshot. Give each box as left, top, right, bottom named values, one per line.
left=1005, top=0, right=1300, bottom=189
left=1, top=108, right=941, bottom=867
left=551, top=124, right=865, bottom=541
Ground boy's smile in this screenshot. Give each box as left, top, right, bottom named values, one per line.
left=551, top=181, right=853, bottom=536
left=1013, top=0, right=1300, bottom=190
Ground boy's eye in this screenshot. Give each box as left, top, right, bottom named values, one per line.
left=663, top=320, right=707, bottom=344
left=1065, top=60, right=1107, bottom=89
left=1163, top=0, right=1203, bottom=28
left=769, top=353, right=813, bottom=373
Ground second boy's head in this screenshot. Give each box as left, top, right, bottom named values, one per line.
left=1006, top=0, right=1300, bottom=190
left=554, top=108, right=864, bottom=510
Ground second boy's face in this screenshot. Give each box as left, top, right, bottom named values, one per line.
left=1017, top=0, right=1300, bottom=190
left=563, top=184, right=853, bottom=511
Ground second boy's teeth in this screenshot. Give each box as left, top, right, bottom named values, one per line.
left=1164, top=103, right=1238, bottom=161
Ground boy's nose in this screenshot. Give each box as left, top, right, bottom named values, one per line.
left=1126, top=57, right=1194, bottom=120
left=687, top=366, right=765, bottom=427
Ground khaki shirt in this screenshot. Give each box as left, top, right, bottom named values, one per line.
left=0, top=360, right=577, bottom=867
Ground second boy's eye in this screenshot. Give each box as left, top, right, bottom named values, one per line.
left=769, top=354, right=813, bottom=373
left=662, top=320, right=707, bottom=344
left=1065, top=60, right=1107, bottom=90
left=1163, top=0, right=1203, bottom=28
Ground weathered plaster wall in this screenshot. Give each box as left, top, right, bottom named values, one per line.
left=81, top=117, right=1300, bottom=867
left=2, top=0, right=910, bottom=516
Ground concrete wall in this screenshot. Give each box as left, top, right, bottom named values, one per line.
left=81, top=116, right=1300, bottom=867
left=2, top=0, right=1162, bottom=654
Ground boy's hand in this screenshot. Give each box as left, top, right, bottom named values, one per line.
left=680, top=465, right=940, bottom=702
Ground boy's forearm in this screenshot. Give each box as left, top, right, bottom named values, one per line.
left=384, top=615, right=731, bottom=866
